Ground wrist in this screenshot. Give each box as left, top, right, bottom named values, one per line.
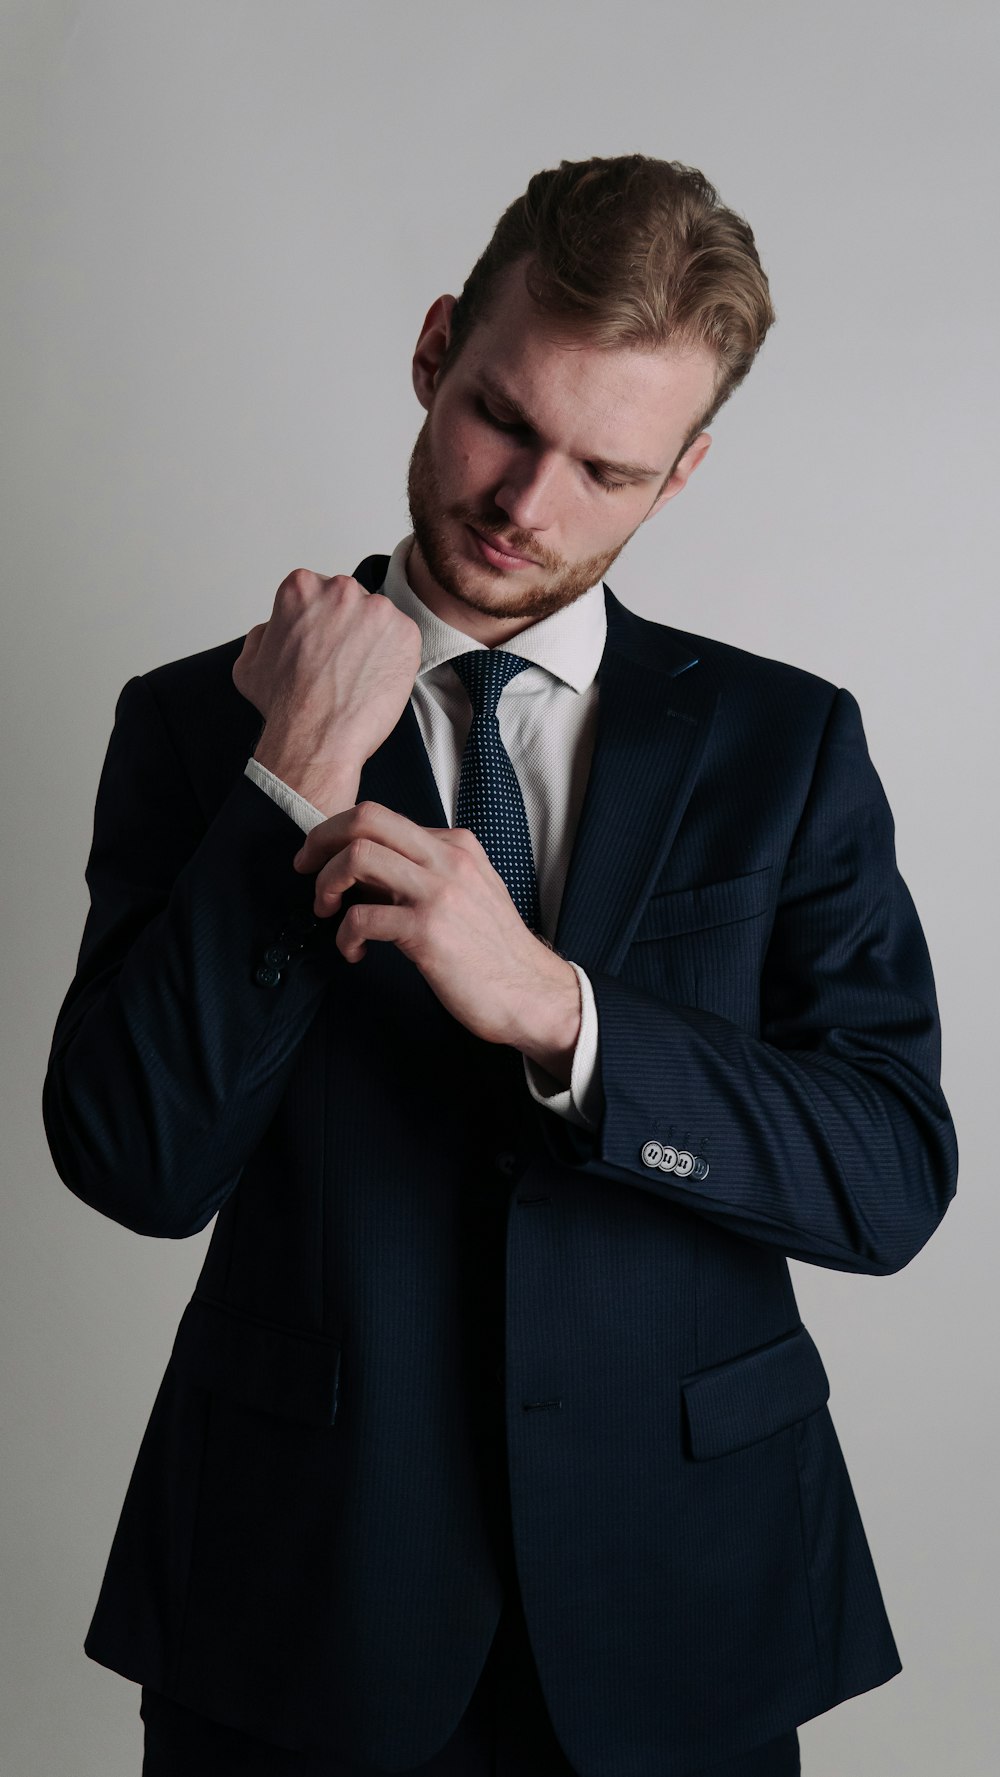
left=252, top=733, right=362, bottom=816
left=515, top=955, right=582, bottom=1087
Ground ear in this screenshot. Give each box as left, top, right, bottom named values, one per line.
left=641, top=432, right=712, bottom=523
left=412, top=295, right=457, bottom=411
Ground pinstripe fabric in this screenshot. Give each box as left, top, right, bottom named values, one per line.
left=42, top=549, right=956, bottom=1777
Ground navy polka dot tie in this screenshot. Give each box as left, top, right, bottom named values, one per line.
left=451, top=649, right=542, bottom=931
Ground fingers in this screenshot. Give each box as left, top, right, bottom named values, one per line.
left=335, top=898, right=418, bottom=963
left=314, top=835, right=424, bottom=915
left=294, top=801, right=449, bottom=875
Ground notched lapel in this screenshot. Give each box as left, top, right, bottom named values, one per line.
left=357, top=703, right=449, bottom=832
left=553, top=588, right=718, bottom=975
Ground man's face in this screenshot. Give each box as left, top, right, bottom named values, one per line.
left=406, top=256, right=719, bottom=634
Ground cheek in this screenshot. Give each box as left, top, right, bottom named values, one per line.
left=455, top=432, right=514, bottom=498
left=433, top=414, right=477, bottom=482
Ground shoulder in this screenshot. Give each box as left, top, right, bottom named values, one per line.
left=119, top=634, right=258, bottom=808
left=601, top=588, right=870, bottom=809
left=137, top=633, right=246, bottom=708
left=606, top=586, right=835, bottom=702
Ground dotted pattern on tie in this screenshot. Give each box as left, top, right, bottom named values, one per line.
left=451, top=649, right=542, bottom=931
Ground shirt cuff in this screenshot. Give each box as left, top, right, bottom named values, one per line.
left=244, top=758, right=330, bottom=834
left=522, top=960, right=603, bottom=1130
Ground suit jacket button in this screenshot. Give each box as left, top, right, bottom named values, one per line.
left=264, top=944, right=292, bottom=966
left=494, top=1151, right=517, bottom=1177
left=254, top=962, right=282, bottom=987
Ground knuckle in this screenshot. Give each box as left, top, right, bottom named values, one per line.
left=451, top=837, right=480, bottom=873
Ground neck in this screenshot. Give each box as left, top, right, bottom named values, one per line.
left=405, top=539, right=542, bottom=647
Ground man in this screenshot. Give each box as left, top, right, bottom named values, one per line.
left=43, top=155, right=957, bottom=1776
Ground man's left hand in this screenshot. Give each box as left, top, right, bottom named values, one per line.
left=292, top=800, right=581, bottom=1077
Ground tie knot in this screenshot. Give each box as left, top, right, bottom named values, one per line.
left=451, top=649, right=532, bottom=719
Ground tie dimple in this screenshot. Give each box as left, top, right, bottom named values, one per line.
left=451, top=649, right=542, bottom=931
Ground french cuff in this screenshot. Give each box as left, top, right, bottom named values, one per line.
left=523, top=960, right=603, bottom=1129
left=245, top=758, right=329, bottom=834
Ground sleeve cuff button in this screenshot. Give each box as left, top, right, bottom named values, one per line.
left=640, top=1141, right=709, bottom=1181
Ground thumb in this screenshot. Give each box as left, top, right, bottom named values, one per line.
left=235, top=619, right=267, bottom=668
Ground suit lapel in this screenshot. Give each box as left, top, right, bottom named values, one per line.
left=348, top=555, right=717, bottom=977
left=357, top=703, right=450, bottom=831
left=553, top=587, right=717, bottom=974
left=351, top=554, right=450, bottom=830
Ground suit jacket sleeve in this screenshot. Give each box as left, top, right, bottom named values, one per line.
left=533, top=687, right=958, bottom=1278
left=42, top=674, right=335, bottom=1239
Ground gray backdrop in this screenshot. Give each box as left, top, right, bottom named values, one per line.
left=3, top=3, right=997, bottom=1773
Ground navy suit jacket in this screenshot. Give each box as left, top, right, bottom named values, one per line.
left=42, top=552, right=958, bottom=1775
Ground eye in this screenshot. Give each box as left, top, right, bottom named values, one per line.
left=588, top=466, right=629, bottom=493
left=475, top=396, right=630, bottom=492
left=475, top=398, right=526, bottom=435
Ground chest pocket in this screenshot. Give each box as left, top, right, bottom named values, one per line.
left=623, top=866, right=774, bottom=1030
left=630, top=865, right=774, bottom=944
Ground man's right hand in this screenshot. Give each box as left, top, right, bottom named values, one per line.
left=233, top=570, right=423, bottom=814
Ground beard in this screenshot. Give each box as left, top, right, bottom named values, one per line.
left=405, top=412, right=642, bottom=622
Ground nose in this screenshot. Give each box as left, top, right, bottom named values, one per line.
left=493, top=450, right=561, bottom=535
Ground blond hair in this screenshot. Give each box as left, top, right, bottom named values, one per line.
left=440, top=154, right=775, bottom=456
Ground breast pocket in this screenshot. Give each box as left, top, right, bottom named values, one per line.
left=623, top=867, right=774, bottom=1028
left=631, top=865, right=774, bottom=943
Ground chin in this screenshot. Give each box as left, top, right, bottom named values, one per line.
left=451, top=569, right=539, bottom=615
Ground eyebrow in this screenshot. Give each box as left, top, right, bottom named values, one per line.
left=476, top=371, right=666, bottom=482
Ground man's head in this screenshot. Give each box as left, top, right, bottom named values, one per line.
left=406, top=154, right=775, bottom=638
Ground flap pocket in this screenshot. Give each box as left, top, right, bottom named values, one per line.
left=632, top=867, right=773, bottom=943
left=681, top=1323, right=829, bottom=1460
left=170, top=1294, right=341, bottom=1426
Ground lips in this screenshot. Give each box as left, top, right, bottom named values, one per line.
left=469, top=526, right=538, bottom=566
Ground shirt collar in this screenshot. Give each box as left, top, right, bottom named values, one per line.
left=377, top=533, right=607, bottom=695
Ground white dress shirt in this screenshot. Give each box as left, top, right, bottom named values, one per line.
left=244, top=534, right=605, bottom=1129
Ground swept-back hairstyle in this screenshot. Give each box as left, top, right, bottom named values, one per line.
left=439, top=154, right=775, bottom=466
